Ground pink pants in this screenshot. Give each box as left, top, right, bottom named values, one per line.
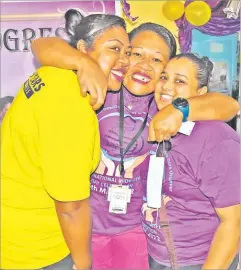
left=92, top=226, right=149, bottom=270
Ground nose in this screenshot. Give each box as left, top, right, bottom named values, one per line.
left=162, top=80, right=173, bottom=94
left=138, top=59, right=153, bottom=72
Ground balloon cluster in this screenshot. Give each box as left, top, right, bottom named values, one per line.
left=162, top=1, right=212, bottom=26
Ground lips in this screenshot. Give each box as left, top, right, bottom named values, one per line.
left=111, top=69, right=125, bottom=82
left=160, top=94, right=173, bottom=102
left=131, top=72, right=151, bottom=85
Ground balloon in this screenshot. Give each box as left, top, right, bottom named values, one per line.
left=162, top=1, right=185, bottom=21
left=185, top=1, right=212, bottom=26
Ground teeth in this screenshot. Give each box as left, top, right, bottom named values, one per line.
left=111, top=70, right=123, bottom=77
left=161, top=94, right=173, bottom=101
left=132, top=74, right=151, bottom=83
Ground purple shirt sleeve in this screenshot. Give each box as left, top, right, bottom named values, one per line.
left=199, top=139, right=240, bottom=208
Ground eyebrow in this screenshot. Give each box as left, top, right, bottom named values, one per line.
left=175, top=73, right=188, bottom=79
left=161, top=72, right=189, bottom=80
left=108, top=39, right=124, bottom=46
left=108, top=39, right=132, bottom=49
left=133, top=46, right=162, bottom=54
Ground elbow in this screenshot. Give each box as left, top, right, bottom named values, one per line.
left=226, top=99, right=240, bottom=121
left=221, top=218, right=240, bottom=237
left=31, top=38, right=44, bottom=63
left=31, top=38, right=39, bottom=56
left=232, top=99, right=240, bottom=116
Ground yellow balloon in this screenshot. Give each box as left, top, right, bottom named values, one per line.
left=162, top=1, right=185, bottom=21
left=185, top=1, right=212, bottom=26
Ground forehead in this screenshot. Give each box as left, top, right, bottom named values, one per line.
left=131, top=30, right=170, bottom=56
left=95, top=26, right=130, bottom=45
left=164, top=58, right=197, bottom=76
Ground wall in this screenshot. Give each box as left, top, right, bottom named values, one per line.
left=120, top=1, right=180, bottom=52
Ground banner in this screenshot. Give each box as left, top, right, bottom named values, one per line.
left=0, top=1, right=117, bottom=98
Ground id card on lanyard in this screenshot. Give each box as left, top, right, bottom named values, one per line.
left=108, top=89, right=154, bottom=214
left=108, top=185, right=131, bottom=214
left=146, top=142, right=166, bottom=209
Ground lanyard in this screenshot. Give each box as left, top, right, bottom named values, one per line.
left=156, top=142, right=178, bottom=269
left=119, top=89, right=154, bottom=176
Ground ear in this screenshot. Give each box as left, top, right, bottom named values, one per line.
left=197, top=86, right=208, bottom=96
left=77, top=40, right=88, bottom=54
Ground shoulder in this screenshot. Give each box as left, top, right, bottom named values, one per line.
left=36, top=67, right=77, bottom=85
left=31, top=67, right=81, bottom=99
left=37, top=66, right=74, bottom=77
left=192, top=121, right=240, bottom=145
left=174, top=121, right=239, bottom=162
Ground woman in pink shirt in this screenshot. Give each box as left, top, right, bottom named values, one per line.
left=143, top=53, right=240, bottom=270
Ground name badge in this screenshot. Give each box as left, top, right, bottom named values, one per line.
left=147, top=155, right=165, bottom=209
left=108, top=185, right=131, bottom=214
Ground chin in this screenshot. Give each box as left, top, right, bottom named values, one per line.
left=125, top=82, right=154, bottom=96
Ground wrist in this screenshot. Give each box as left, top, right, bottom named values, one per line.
left=170, top=104, right=183, bottom=121
left=172, top=98, right=189, bottom=122
left=74, top=53, right=89, bottom=72
left=74, top=254, right=92, bottom=270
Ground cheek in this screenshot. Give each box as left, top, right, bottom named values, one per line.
left=155, top=81, right=164, bottom=93
left=97, top=53, right=118, bottom=75
left=124, top=61, right=138, bottom=78
left=175, top=85, right=193, bottom=99
left=153, top=64, right=165, bottom=81
left=129, top=57, right=140, bottom=68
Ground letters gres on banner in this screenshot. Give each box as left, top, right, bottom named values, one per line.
left=0, top=1, right=117, bottom=98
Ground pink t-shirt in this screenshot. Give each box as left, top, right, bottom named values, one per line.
left=90, top=87, right=158, bottom=235
left=141, top=121, right=240, bottom=266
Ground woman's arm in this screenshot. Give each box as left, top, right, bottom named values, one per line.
left=32, top=37, right=84, bottom=71
left=55, top=199, right=92, bottom=270
left=202, top=204, right=240, bottom=269
left=188, top=92, right=239, bottom=122
left=31, top=37, right=107, bottom=110
left=149, top=92, right=240, bottom=142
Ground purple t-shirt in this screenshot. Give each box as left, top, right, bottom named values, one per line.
left=141, top=121, right=240, bottom=266
left=90, top=86, right=158, bottom=234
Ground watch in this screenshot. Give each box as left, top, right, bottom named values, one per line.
left=172, top=98, right=189, bottom=122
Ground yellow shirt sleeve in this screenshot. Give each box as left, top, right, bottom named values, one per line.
left=32, top=67, right=100, bottom=202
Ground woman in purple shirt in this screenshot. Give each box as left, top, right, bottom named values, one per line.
left=143, top=53, right=240, bottom=270
left=32, top=18, right=239, bottom=269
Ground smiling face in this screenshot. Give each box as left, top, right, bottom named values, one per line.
left=81, top=26, right=131, bottom=91
left=123, top=30, right=170, bottom=96
left=155, top=57, right=207, bottom=110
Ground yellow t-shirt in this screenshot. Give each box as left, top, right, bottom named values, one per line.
left=1, top=67, right=100, bottom=269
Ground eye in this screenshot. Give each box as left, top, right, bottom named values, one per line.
left=126, top=51, right=131, bottom=57
left=133, top=52, right=142, bottom=57
left=153, top=58, right=161, bottom=63
left=111, top=47, right=120, bottom=52
left=176, top=79, right=185, bottom=84
left=160, top=75, right=167, bottom=81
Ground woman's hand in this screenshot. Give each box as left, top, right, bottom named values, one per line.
left=77, top=57, right=108, bottom=111
left=149, top=104, right=183, bottom=142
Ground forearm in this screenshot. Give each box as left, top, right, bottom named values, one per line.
left=56, top=198, right=92, bottom=269
left=31, top=37, right=86, bottom=70
left=188, top=92, right=239, bottom=122
left=202, top=221, right=239, bottom=269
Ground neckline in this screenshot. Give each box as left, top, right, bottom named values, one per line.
left=121, top=85, right=154, bottom=106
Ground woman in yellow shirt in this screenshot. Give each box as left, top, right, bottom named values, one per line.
left=1, top=9, right=130, bottom=270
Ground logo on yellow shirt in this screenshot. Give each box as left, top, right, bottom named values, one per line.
left=24, top=72, right=45, bottom=99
